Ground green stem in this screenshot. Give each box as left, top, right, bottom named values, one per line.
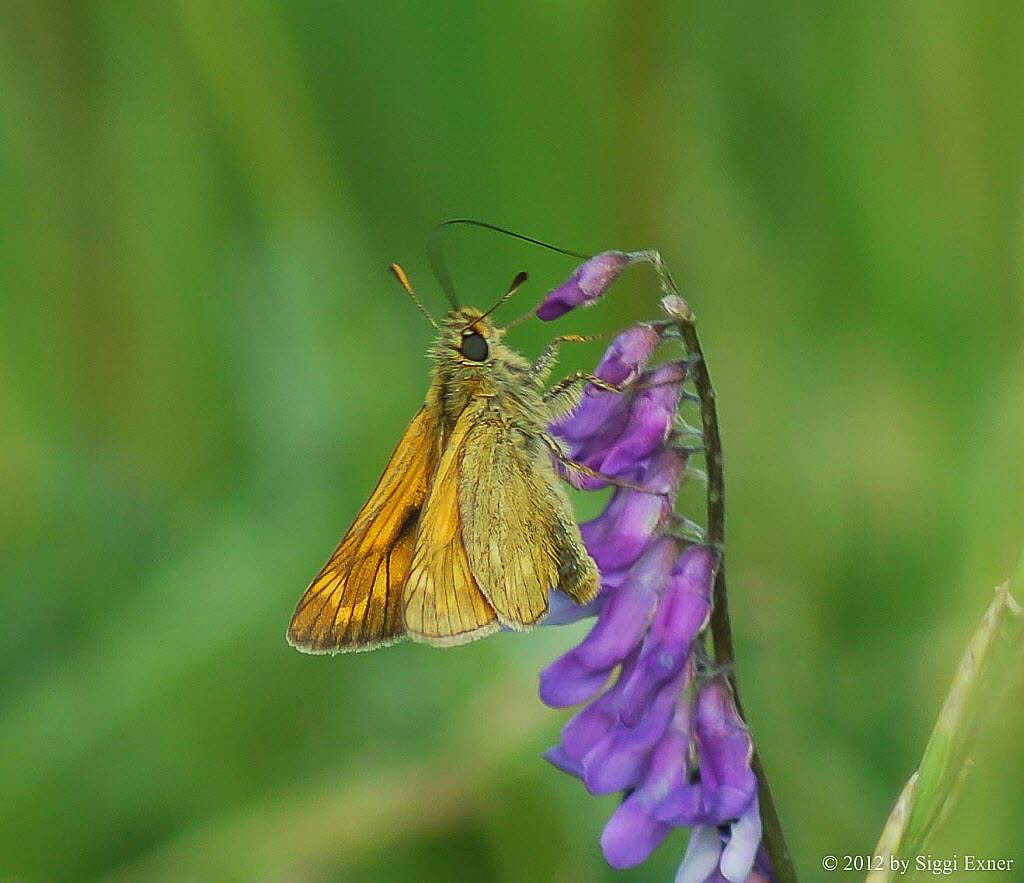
left=649, top=252, right=799, bottom=883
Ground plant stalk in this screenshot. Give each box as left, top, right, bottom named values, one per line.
left=650, top=251, right=799, bottom=883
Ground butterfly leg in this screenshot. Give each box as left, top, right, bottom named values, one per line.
left=544, top=370, right=622, bottom=399
left=542, top=370, right=622, bottom=422
left=541, top=433, right=661, bottom=495
left=529, top=332, right=619, bottom=384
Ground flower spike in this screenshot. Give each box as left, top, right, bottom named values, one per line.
left=539, top=249, right=794, bottom=882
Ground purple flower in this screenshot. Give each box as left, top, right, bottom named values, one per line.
left=536, top=250, right=638, bottom=320
left=539, top=538, right=679, bottom=708
left=538, top=254, right=773, bottom=882
left=552, top=324, right=661, bottom=446
left=557, top=361, right=686, bottom=492
left=615, top=547, right=716, bottom=727
left=598, top=687, right=693, bottom=866
left=654, top=678, right=758, bottom=827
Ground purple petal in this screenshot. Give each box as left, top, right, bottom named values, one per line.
left=654, top=676, right=758, bottom=828
left=614, top=638, right=686, bottom=730
left=553, top=651, right=641, bottom=763
left=657, top=546, right=717, bottom=645
left=541, top=587, right=604, bottom=626
left=580, top=450, right=684, bottom=573
left=537, top=251, right=636, bottom=320
left=557, top=360, right=685, bottom=492
left=592, top=564, right=632, bottom=600
left=591, top=323, right=663, bottom=387
left=553, top=392, right=632, bottom=454
left=590, top=692, right=700, bottom=859
left=543, top=742, right=584, bottom=778
left=638, top=698, right=693, bottom=795
left=600, top=794, right=673, bottom=869
left=561, top=695, right=621, bottom=763
left=572, top=537, right=679, bottom=672
left=538, top=651, right=614, bottom=708
left=628, top=695, right=702, bottom=825
left=655, top=678, right=757, bottom=827
left=599, top=361, right=685, bottom=476
left=652, top=779, right=703, bottom=827
left=614, top=546, right=715, bottom=725
left=693, top=678, right=757, bottom=823
left=551, top=324, right=661, bottom=443
left=580, top=666, right=687, bottom=794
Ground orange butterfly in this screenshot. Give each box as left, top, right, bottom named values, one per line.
left=287, top=265, right=613, bottom=653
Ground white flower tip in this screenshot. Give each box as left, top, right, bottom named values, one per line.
left=675, top=826, right=722, bottom=883
left=720, top=803, right=763, bottom=882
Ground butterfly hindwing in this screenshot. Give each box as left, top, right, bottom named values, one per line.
left=458, top=414, right=599, bottom=629
left=403, top=404, right=500, bottom=646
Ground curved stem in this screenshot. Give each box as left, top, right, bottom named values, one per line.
left=648, top=252, right=799, bottom=883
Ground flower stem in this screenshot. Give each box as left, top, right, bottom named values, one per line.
left=648, top=252, right=800, bottom=883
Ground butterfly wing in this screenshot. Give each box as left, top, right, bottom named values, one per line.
left=403, top=405, right=500, bottom=646
left=287, top=405, right=441, bottom=653
left=458, top=417, right=600, bottom=629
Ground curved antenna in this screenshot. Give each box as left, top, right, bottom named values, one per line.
left=465, top=271, right=529, bottom=331
left=427, top=218, right=590, bottom=310
left=387, top=264, right=439, bottom=330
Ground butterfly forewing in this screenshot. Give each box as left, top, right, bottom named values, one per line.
left=287, top=406, right=441, bottom=653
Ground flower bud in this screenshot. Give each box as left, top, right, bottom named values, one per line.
left=537, top=251, right=637, bottom=320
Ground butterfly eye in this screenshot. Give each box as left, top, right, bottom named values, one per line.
left=460, top=332, right=489, bottom=362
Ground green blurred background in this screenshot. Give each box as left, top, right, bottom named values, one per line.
left=2, top=2, right=1022, bottom=881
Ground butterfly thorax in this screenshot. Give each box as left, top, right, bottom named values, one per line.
left=428, top=307, right=542, bottom=434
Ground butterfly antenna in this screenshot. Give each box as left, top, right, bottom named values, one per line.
left=427, top=218, right=589, bottom=311
left=388, top=263, right=439, bottom=330
left=467, top=270, right=529, bottom=330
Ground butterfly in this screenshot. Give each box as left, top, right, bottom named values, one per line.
left=287, top=248, right=618, bottom=653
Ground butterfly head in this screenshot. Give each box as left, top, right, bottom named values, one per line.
left=386, top=262, right=527, bottom=370
left=439, top=308, right=505, bottom=365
